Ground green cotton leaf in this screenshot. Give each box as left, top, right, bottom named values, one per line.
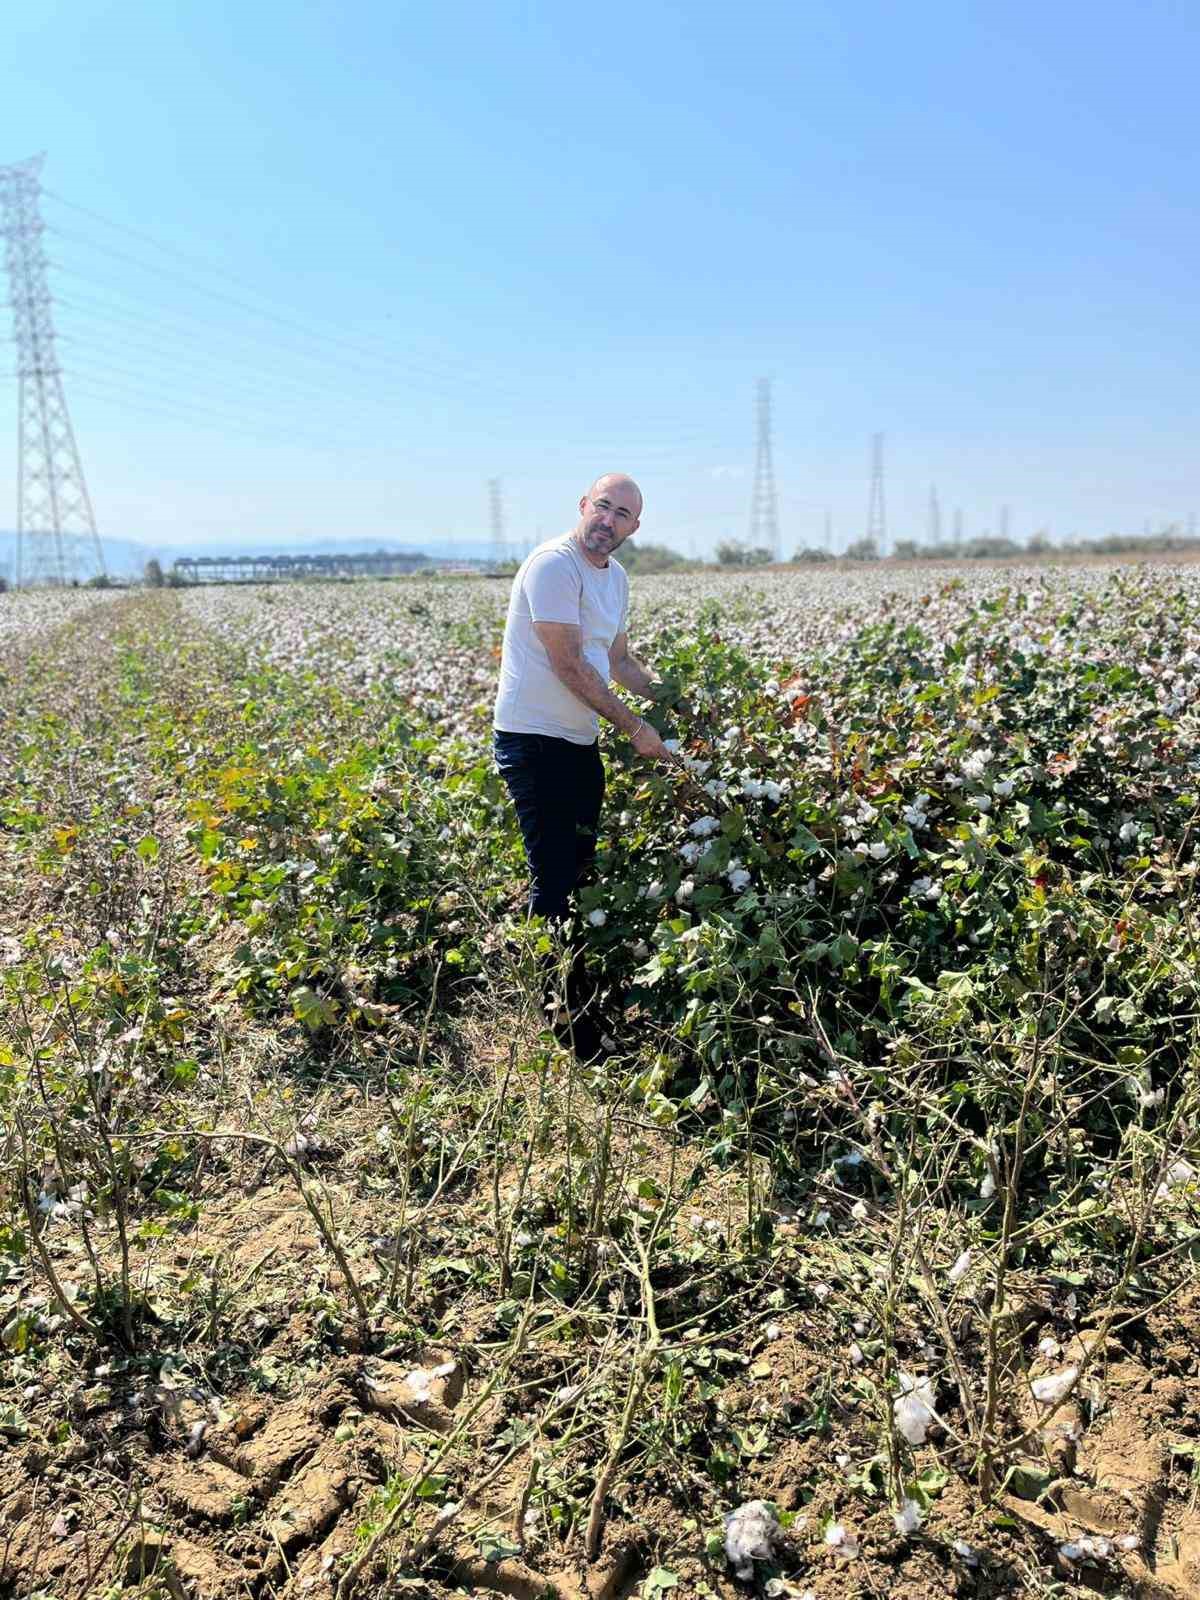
left=789, top=824, right=822, bottom=858
left=135, top=834, right=160, bottom=862
left=642, top=1569, right=679, bottom=1597
left=937, top=970, right=976, bottom=999
left=0, top=1404, right=28, bottom=1438
left=1006, top=1461, right=1053, bottom=1501
left=197, top=828, right=222, bottom=860
left=477, top=1532, right=521, bottom=1564
left=290, top=985, right=339, bottom=1030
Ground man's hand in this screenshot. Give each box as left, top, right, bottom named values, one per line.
left=632, top=720, right=671, bottom=760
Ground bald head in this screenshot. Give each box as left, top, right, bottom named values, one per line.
left=575, top=472, right=643, bottom=568
left=587, top=472, right=643, bottom=516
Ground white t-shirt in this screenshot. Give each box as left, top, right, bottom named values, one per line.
left=493, top=532, right=630, bottom=745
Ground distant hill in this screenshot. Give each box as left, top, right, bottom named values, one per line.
left=0, top=530, right=500, bottom=582
left=0, top=531, right=153, bottom=581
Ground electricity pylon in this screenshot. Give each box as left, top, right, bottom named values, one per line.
left=488, top=477, right=507, bottom=567
left=866, top=432, right=886, bottom=556
left=0, top=154, right=106, bottom=586
left=748, top=377, right=780, bottom=560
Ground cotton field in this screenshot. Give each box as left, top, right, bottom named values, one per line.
left=1, top=558, right=1198, bottom=1600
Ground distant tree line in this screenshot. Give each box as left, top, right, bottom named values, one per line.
left=791, top=529, right=1200, bottom=564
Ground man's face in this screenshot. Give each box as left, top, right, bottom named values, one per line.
left=577, top=479, right=641, bottom=562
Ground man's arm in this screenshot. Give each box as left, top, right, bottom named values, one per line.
left=608, top=631, right=660, bottom=699
left=534, top=622, right=668, bottom=759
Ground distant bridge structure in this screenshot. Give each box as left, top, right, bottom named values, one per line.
left=171, top=550, right=438, bottom=584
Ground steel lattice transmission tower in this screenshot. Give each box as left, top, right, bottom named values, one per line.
left=928, top=483, right=942, bottom=545
left=748, top=377, right=780, bottom=560
left=0, top=155, right=105, bottom=587
left=866, top=432, right=887, bottom=556
left=488, top=477, right=507, bottom=567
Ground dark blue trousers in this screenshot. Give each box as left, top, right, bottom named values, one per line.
left=494, top=730, right=605, bottom=924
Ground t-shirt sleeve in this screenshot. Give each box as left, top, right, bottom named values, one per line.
left=525, top=552, right=583, bottom=625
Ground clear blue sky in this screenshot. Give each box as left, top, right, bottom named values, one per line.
left=2, top=0, right=1197, bottom=556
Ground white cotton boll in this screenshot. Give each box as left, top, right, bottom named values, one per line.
left=728, top=868, right=752, bottom=892
left=994, top=778, right=1014, bottom=798
left=1059, top=1534, right=1111, bottom=1561
left=1158, top=1159, right=1196, bottom=1196
left=742, top=778, right=766, bottom=799
left=763, top=780, right=784, bottom=802
left=676, top=878, right=694, bottom=902
left=974, top=794, right=993, bottom=812
left=1031, top=1365, right=1078, bottom=1405
left=853, top=841, right=871, bottom=857
left=868, top=840, right=889, bottom=859
left=679, top=841, right=702, bottom=865
left=1138, top=1085, right=1164, bottom=1109
left=1038, top=1336, right=1061, bottom=1359
left=824, top=1522, right=859, bottom=1558
left=646, top=880, right=665, bottom=899
left=587, top=909, right=607, bottom=927
left=723, top=1499, right=780, bottom=1581
left=662, top=739, right=680, bottom=753
left=893, top=1498, right=925, bottom=1536
left=765, top=1322, right=783, bottom=1341
left=813, top=1210, right=831, bottom=1226
left=980, top=1172, right=996, bottom=1200
left=893, top=1372, right=936, bottom=1445
left=689, top=815, right=721, bottom=837
left=953, top=1540, right=981, bottom=1565
left=848, top=1342, right=864, bottom=1365
left=404, top=1368, right=435, bottom=1402
left=851, top=1199, right=869, bottom=1222
left=947, top=1249, right=972, bottom=1284
left=813, top=1282, right=832, bottom=1301
left=1118, top=820, right=1138, bottom=843
left=1117, top=1534, right=1139, bottom=1550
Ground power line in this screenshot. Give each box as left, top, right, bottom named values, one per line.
left=44, top=220, right=533, bottom=402
left=43, top=186, right=527, bottom=393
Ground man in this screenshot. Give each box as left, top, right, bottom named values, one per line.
left=493, top=472, right=672, bottom=1042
